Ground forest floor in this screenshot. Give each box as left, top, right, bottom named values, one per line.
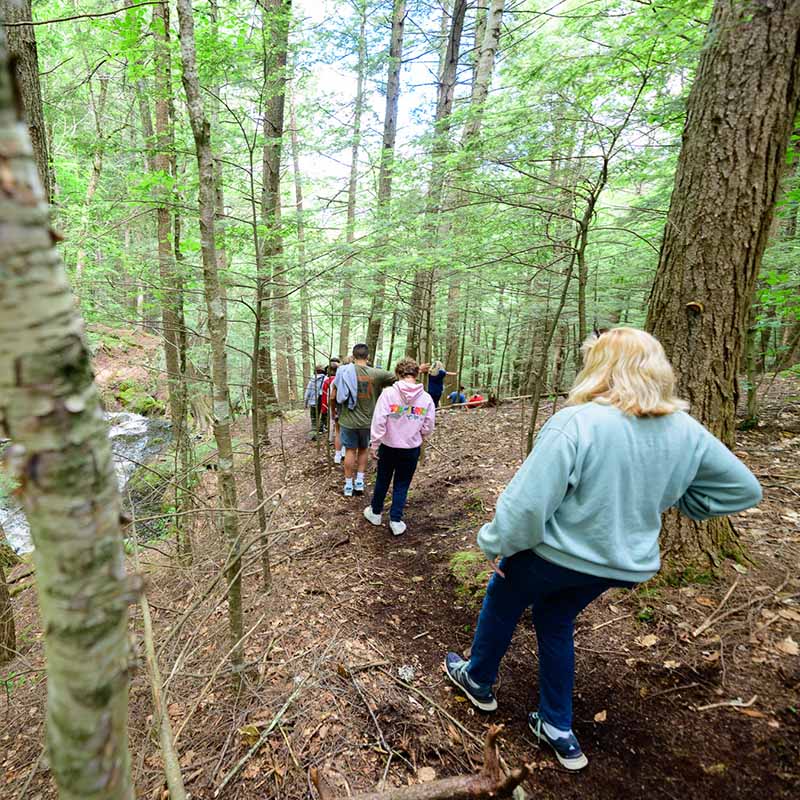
left=2, top=380, right=800, bottom=800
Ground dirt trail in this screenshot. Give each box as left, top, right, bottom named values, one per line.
left=2, top=389, right=799, bottom=799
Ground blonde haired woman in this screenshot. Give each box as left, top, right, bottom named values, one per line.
left=445, top=327, right=761, bottom=770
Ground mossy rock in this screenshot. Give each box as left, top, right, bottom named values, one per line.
left=449, top=550, right=492, bottom=609
left=116, top=379, right=164, bottom=416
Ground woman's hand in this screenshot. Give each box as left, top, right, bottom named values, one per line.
left=488, top=557, right=505, bottom=578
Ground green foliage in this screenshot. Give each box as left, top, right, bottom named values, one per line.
left=449, top=550, right=491, bottom=609
left=115, top=380, right=164, bottom=416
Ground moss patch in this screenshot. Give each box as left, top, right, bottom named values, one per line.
left=449, top=550, right=492, bottom=609
left=116, top=379, right=164, bottom=416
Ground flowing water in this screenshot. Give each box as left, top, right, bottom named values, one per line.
left=0, top=411, right=172, bottom=554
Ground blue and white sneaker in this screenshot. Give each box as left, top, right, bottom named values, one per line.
left=528, top=711, right=588, bottom=770
left=444, top=652, right=497, bottom=711
left=354, top=479, right=365, bottom=495
left=343, top=483, right=354, bottom=497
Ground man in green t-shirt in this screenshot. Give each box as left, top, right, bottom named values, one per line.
left=331, top=343, right=395, bottom=496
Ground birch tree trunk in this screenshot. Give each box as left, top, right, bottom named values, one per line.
left=0, top=20, right=134, bottom=797
left=646, top=0, right=800, bottom=570
left=175, top=0, right=244, bottom=670
left=365, top=0, right=406, bottom=359
left=1, top=0, right=50, bottom=201
left=338, top=0, right=367, bottom=359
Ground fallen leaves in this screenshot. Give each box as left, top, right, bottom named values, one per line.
left=593, top=709, right=607, bottom=723
left=635, top=634, right=658, bottom=648
left=775, top=636, right=798, bottom=656
left=417, top=767, right=437, bottom=782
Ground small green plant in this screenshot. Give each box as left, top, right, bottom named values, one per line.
left=637, top=606, right=655, bottom=623
left=449, top=550, right=492, bottom=609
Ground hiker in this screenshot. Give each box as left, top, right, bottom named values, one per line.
left=466, top=391, right=485, bottom=409
left=444, top=327, right=762, bottom=771
left=363, top=357, right=435, bottom=536
left=321, top=359, right=345, bottom=464
left=427, top=360, right=456, bottom=408
left=330, top=343, right=396, bottom=496
left=303, top=365, right=326, bottom=437
left=448, top=386, right=467, bottom=405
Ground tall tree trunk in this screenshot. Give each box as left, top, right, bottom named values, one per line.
left=176, top=0, right=244, bottom=671
left=366, top=0, right=406, bottom=358
left=407, top=0, right=468, bottom=359
left=0, top=22, right=134, bottom=796
left=338, top=0, right=367, bottom=359
left=152, top=1, right=192, bottom=562
left=75, top=72, right=108, bottom=283
left=442, top=0, right=505, bottom=391
left=1, top=0, right=50, bottom=201
left=288, top=88, right=312, bottom=386
left=646, top=0, right=800, bottom=571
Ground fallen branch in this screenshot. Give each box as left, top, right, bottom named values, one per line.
left=692, top=575, right=791, bottom=638
left=310, top=725, right=532, bottom=800
left=692, top=578, right=740, bottom=638
left=213, top=676, right=309, bottom=797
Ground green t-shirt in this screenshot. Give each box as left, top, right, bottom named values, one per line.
left=339, top=365, right=395, bottom=430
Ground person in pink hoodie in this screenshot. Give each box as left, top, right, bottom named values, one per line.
left=363, top=357, right=435, bottom=536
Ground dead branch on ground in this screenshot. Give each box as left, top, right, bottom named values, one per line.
left=310, top=724, right=532, bottom=800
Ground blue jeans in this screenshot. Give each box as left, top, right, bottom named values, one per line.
left=468, top=550, right=634, bottom=730
left=370, top=444, right=420, bottom=521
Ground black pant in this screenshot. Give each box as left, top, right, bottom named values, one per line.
left=370, top=444, right=420, bottom=521
left=310, top=403, right=325, bottom=432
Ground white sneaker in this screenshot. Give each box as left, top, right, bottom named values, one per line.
left=334, top=452, right=342, bottom=464
left=389, top=520, right=407, bottom=536
left=363, top=506, right=382, bottom=526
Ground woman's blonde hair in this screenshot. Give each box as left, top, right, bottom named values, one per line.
left=567, top=327, right=688, bottom=416
left=430, top=360, right=445, bottom=375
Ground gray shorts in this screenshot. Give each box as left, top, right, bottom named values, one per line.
left=340, top=426, right=370, bottom=449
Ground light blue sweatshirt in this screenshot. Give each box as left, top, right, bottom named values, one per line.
left=477, top=402, right=763, bottom=583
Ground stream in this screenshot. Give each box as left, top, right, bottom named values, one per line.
left=0, top=411, right=172, bottom=554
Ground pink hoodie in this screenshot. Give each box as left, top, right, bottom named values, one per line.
left=370, top=380, right=435, bottom=450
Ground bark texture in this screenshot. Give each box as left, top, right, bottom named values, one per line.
left=176, top=0, right=244, bottom=668
left=338, top=0, right=367, bottom=360
left=0, top=20, right=133, bottom=798
left=365, top=0, right=406, bottom=359
left=646, top=0, right=800, bottom=568
left=1, top=0, right=50, bottom=200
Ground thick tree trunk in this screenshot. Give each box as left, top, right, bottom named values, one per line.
left=407, top=0, right=468, bottom=359
left=338, top=0, right=367, bottom=359
left=176, top=0, right=244, bottom=670
left=443, top=0, right=505, bottom=392
left=1, top=0, right=50, bottom=201
left=0, top=22, right=134, bottom=797
left=366, top=0, right=406, bottom=358
left=646, top=0, right=800, bottom=571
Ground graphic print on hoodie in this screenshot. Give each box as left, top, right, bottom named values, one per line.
left=371, top=381, right=436, bottom=450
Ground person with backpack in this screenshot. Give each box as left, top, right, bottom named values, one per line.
left=444, top=327, right=762, bottom=771
left=363, top=357, right=435, bottom=535
left=303, top=365, right=326, bottom=437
